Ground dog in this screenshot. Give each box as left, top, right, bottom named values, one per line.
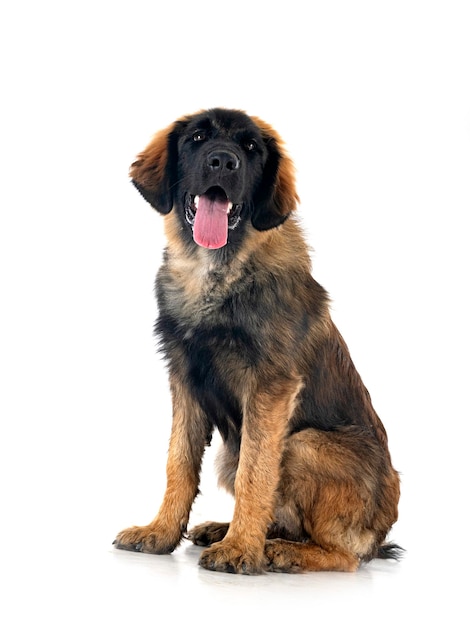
left=113, top=107, right=401, bottom=574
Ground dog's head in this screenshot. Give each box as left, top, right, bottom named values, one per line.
left=130, top=108, right=298, bottom=250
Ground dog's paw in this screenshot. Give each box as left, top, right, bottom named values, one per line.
left=187, top=522, right=230, bottom=546
left=264, top=539, right=360, bottom=573
left=198, top=540, right=265, bottom=575
left=113, top=524, right=180, bottom=554
left=264, top=539, right=303, bottom=573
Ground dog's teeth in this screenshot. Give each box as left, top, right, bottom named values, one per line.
left=194, top=195, right=200, bottom=208
left=227, top=202, right=233, bottom=214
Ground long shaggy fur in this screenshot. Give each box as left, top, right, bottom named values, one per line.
left=114, top=107, right=402, bottom=574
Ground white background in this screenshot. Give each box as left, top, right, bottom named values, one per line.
left=1, top=1, right=469, bottom=624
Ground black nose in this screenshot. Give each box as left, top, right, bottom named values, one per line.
left=207, top=150, right=240, bottom=172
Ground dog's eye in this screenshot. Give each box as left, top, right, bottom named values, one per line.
left=244, top=139, right=257, bottom=152
left=192, top=131, right=206, bottom=142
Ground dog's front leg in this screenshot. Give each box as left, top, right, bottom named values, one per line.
left=199, top=377, right=302, bottom=574
left=114, top=375, right=209, bottom=554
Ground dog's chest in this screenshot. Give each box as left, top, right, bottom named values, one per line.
left=159, top=253, right=252, bottom=323
left=157, top=256, right=261, bottom=405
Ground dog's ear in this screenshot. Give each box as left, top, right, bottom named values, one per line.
left=250, top=118, right=299, bottom=231
left=129, top=120, right=185, bottom=214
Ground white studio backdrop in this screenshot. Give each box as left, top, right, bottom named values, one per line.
left=1, top=0, right=469, bottom=622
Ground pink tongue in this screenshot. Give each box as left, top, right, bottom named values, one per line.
left=193, top=194, right=229, bottom=249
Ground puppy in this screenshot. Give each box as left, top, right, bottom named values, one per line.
left=114, top=108, right=401, bottom=574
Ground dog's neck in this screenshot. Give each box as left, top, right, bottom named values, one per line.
left=162, top=211, right=311, bottom=276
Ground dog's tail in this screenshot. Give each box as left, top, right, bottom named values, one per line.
left=376, top=542, right=405, bottom=561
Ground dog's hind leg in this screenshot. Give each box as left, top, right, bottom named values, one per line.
left=265, top=539, right=360, bottom=572
left=264, top=427, right=400, bottom=573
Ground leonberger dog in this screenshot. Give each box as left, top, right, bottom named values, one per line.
left=114, top=107, right=401, bottom=574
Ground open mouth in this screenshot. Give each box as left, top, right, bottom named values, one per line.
left=184, top=186, right=243, bottom=249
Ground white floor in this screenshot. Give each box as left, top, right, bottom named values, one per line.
left=1, top=541, right=415, bottom=625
